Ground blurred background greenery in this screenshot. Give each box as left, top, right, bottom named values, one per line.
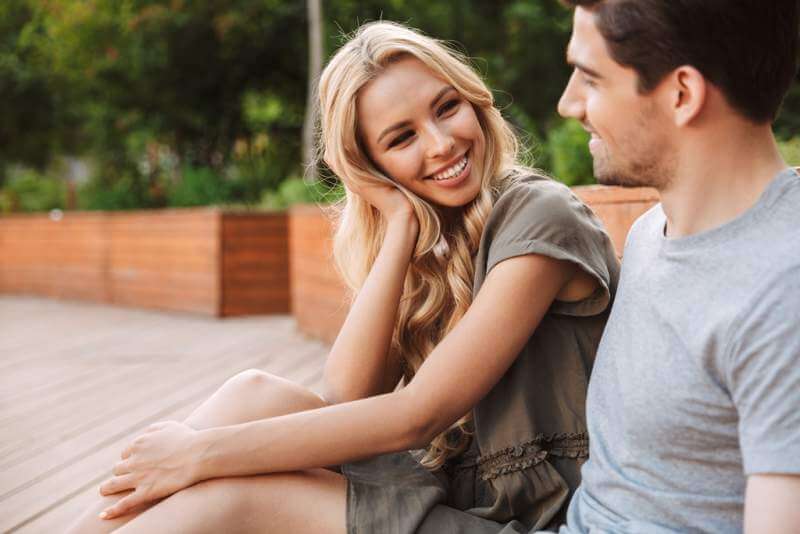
left=1, top=0, right=798, bottom=213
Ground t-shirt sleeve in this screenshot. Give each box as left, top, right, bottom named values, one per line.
left=483, top=178, right=618, bottom=317
left=726, top=266, right=800, bottom=475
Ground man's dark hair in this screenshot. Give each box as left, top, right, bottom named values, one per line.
left=562, top=0, right=800, bottom=123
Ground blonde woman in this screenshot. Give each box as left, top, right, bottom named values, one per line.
left=68, top=21, right=619, bottom=534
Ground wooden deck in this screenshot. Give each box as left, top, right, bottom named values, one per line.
left=0, top=296, right=329, bottom=533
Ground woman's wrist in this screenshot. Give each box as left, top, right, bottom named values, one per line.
left=385, top=208, right=419, bottom=238
left=192, top=427, right=223, bottom=481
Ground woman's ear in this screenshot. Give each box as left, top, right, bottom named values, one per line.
left=670, top=65, right=707, bottom=127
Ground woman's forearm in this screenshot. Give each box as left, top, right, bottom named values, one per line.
left=323, top=211, right=418, bottom=402
left=194, top=388, right=426, bottom=480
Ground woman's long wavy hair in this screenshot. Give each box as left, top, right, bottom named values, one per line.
left=317, top=21, right=523, bottom=469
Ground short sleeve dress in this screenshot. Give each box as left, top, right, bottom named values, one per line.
left=341, top=173, right=620, bottom=533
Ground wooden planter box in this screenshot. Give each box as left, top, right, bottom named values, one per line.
left=572, top=185, right=659, bottom=255
left=289, top=205, right=350, bottom=343
left=289, top=186, right=659, bottom=343
left=0, top=208, right=289, bottom=316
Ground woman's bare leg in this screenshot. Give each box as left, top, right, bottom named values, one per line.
left=66, top=369, right=331, bottom=533
left=114, top=470, right=346, bottom=534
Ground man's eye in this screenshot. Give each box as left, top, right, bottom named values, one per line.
left=437, top=99, right=460, bottom=116
left=582, top=76, right=597, bottom=88
left=389, top=131, right=414, bottom=148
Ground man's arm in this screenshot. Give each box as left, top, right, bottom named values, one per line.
left=744, top=474, right=800, bottom=533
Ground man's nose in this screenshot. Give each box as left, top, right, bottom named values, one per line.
left=558, top=71, right=585, bottom=120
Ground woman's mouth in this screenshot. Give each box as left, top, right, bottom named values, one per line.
left=427, top=151, right=471, bottom=187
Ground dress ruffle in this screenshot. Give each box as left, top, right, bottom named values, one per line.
left=476, top=433, right=589, bottom=481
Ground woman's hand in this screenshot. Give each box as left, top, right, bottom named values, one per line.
left=325, top=152, right=414, bottom=222
left=97, top=421, right=203, bottom=520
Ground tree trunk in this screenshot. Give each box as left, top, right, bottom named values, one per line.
left=302, top=0, right=323, bottom=182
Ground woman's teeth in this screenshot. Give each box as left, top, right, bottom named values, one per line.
left=432, top=155, right=468, bottom=181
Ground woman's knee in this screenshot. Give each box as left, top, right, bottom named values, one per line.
left=224, top=368, right=277, bottom=393
left=222, top=369, right=327, bottom=413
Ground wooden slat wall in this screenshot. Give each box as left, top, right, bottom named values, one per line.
left=0, top=213, right=108, bottom=302
left=288, top=205, right=349, bottom=344
left=288, top=186, right=660, bottom=343
left=573, top=185, right=659, bottom=256
left=107, top=209, right=221, bottom=315
left=0, top=209, right=291, bottom=316
left=221, top=213, right=290, bottom=316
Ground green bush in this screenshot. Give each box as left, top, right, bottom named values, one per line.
left=778, top=136, right=800, bottom=167
left=77, top=172, right=151, bottom=211
left=0, top=169, right=65, bottom=212
left=260, top=176, right=344, bottom=209
left=227, top=138, right=300, bottom=205
left=165, top=166, right=231, bottom=207
left=545, top=119, right=595, bottom=186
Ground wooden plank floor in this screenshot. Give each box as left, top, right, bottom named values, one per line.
left=0, top=296, right=329, bottom=533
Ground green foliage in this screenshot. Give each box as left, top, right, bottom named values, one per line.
left=165, top=166, right=230, bottom=207
left=77, top=172, right=151, bottom=211
left=0, top=0, right=64, bottom=177
left=228, top=99, right=304, bottom=203
left=2, top=0, right=798, bottom=208
left=0, top=169, right=65, bottom=212
left=778, top=137, right=800, bottom=167
left=545, top=119, right=594, bottom=186
left=260, top=176, right=344, bottom=209
left=775, top=82, right=800, bottom=141
left=4, top=0, right=308, bottom=205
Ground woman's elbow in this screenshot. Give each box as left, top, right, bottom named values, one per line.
left=394, top=389, right=442, bottom=450
left=321, top=365, right=367, bottom=404
left=323, top=376, right=388, bottom=405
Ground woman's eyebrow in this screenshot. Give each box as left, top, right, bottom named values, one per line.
left=429, top=85, right=456, bottom=109
left=377, top=120, right=411, bottom=144
left=376, top=85, right=457, bottom=144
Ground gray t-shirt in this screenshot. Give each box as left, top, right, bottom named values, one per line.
left=561, top=168, right=800, bottom=533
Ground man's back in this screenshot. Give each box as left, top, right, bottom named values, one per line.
left=563, top=168, right=800, bottom=533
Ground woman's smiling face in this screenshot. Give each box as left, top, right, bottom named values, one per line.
left=356, top=57, right=486, bottom=208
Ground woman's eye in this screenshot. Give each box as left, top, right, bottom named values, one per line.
left=388, top=131, right=414, bottom=148
left=437, top=99, right=460, bottom=116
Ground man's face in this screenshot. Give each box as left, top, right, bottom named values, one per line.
left=558, top=7, right=675, bottom=189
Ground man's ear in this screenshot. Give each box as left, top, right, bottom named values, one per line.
left=668, top=66, right=707, bottom=127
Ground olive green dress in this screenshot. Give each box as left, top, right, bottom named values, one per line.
left=342, top=173, right=621, bottom=533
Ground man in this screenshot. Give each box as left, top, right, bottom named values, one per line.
left=555, top=1, right=800, bottom=532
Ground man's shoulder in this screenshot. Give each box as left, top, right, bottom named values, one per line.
left=620, top=202, right=664, bottom=251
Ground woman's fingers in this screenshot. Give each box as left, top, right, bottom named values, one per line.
left=145, top=421, right=168, bottom=433
left=112, top=459, right=132, bottom=476
left=121, top=433, right=146, bottom=459
left=99, top=474, right=136, bottom=496
left=99, top=488, right=146, bottom=520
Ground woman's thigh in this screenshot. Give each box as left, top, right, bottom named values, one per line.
left=113, top=469, right=347, bottom=534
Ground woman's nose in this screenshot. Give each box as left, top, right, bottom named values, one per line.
left=424, top=126, right=456, bottom=159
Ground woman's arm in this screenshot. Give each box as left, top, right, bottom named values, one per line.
left=100, top=253, right=583, bottom=518
left=200, top=254, right=579, bottom=471
left=322, top=211, right=415, bottom=404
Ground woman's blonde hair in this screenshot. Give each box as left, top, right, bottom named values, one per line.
left=317, top=21, right=523, bottom=469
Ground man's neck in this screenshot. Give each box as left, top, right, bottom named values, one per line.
left=659, top=121, right=788, bottom=238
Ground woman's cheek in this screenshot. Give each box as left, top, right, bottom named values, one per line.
left=386, top=155, right=418, bottom=188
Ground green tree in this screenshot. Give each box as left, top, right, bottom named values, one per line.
left=0, top=1, right=68, bottom=185
left=15, top=0, right=309, bottom=207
